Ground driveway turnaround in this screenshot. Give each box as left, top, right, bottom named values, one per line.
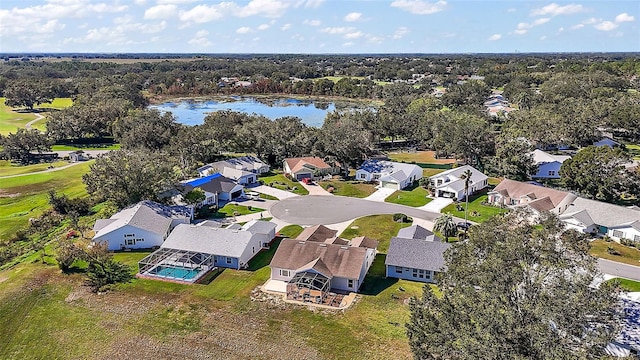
left=269, top=195, right=442, bottom=225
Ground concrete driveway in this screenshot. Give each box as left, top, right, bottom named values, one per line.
left=419, top=197, right=454, bottom=213
left=249, top=185, right=299, bottom=200
left=269, top=195, right=441, bottom=226
left=363, top=187, right=396, bottom=202
left=300, top=182, right=333, bottom=196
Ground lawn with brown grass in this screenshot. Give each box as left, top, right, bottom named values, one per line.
left=388, top=151, right=457, bottom=165
left=590, top=239, right=640, bottom=266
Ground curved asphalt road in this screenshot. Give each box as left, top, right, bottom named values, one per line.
left=269, top=195, right=443, bottom=225
left=598, top=259, right=640, bottom=282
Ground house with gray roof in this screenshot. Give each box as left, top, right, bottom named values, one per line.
left=92, top=200, right=192, bottom=251
left=530, top=149, right=571, bottom=179
left=430, top=165, right=488, bottom=200
left=355, top=159, right=423, bottom=190
left=487, top=179, right=576, bottom=215
left=182, top=173, right=245, bottom=207
left=562, top=197, right=640, bottom=240
left=385, top=225, right=449, bottom=283
left=197, top=156, right=269, bottom=178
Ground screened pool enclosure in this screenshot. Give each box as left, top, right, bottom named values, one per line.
left=138, top=248, right=215, bottom=283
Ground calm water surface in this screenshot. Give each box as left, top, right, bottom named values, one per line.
left=149, top=97, right=340, bottom=127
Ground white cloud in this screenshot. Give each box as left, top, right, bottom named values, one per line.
left=344, top=31, right=364, bottom=39
left=342, top=41, right=354, bottom=47
left=514, top=18, right=550, bottom=34
left=302, top=0, right=324, bottom=8
left=570, top=24, right=584, bottom=30
left=392, top=26, right=410, bottom=39
left=236, top=26, right=252, bottom=34
left=540, top=35, right=547, bottom=40
left=594, top=21, right=618, bottom=31
left=157, top=0, right=198, bottom=4
left=507, top=8, right=516, bottom=13
left=188, top=36, right=212, bottom=47
left=320, top=27, right=354, bottom=35
left=390, top=0, right=447, bottom=15
left=195, top=30, right=209, bottom=37
left=303, top=19, right=322, bottom=26
left=291, top=33, right=304, bottom=40
left=257, top=23, right=270, bottom=30
left=236, top=0, right=290, bottom=18
left=582, top=17, right=600, bottom=25
left=344, top=12, right=362, bottom=22
left=281, top=23, right=291, bottom=30
left=531, top=3, right=585, bottom=17
left=144, top=4, right=177, bottom=19
left=367, top=35, right=384, bottom=44
left=615, top=13, right=634, bottom=23
left=488, top=33, right=501, bottom=41
left=558, top=27, right=564, bottom=32
left=179, top=4, right=230, bottom=24
left=134, top=0, right=147, bottom=5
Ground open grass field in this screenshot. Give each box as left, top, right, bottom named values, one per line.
left=590, top=240, right=640, bottom=267
left=34, top=98, right=73, bottom=110
left=0, top=160, right=71, bottom=177
left=319, top=180, right=377, bottom=198
left=422, top=168, right=445, bottom=177
left=340, top=214, right=412, bottom=253
left=51, top=144, right=121, bottom=151
left=0, top=97, right=37, bottom=135
left=387, top=151, right=457, bottom=165
left=259, top=172, right=309, bottom=195
left=385, top=186, right=432, bottom=207
left=0, top=230, right=428, bottom=359
left=0, top=161, right=92, bottom=242
left=214, top=203, right=264, bottom=218
left=440, top=194, right=509, bottom=223
left=626, top=144, right=640, bottom=160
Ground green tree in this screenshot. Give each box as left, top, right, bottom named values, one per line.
left=461, top=169, right=472, bottom=225
left=183, top=188, right=206, bottom=206
left=407, top=210, right=621, bottom=359
left=560, top=145, right=632, bottom=202
left=113, top=109, right=180, bottom=150
left=83, top=149, right=179, bottom=207
left=85, top=243, right=133, bottom=292
left=0, top=128, right=52, bottom=164
left=490, top=135, right=537, bottom=181
left=4, top=79, right=53, bottom=110
left=433, top=213, right=457, bottom=242
left=432, top=111, right=492, bottom=166
left=317, top=110, right=375, bottom=172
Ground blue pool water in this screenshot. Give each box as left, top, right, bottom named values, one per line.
left=150, top=265, right=201, bottom=280
left=148, top=97, right=338, bottom=128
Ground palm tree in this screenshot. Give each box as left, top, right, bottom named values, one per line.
left=434, top=213, right=457, bottom=242
left=461, top=169, right=472, bottom=226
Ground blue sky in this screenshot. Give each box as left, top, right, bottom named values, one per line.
left=0, top=0, right=638, bottom=53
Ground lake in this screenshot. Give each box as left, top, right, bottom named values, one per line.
left=149, top=97, right=346, bottom=127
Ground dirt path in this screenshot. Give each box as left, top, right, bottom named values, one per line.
left=24, top=113, right=45, bottom=131
left=0, top=161, right=84, bottom=179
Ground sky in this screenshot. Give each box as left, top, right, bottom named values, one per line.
left=0, top=0, right=638, bottom=54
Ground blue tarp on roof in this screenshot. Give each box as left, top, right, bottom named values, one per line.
left=185, top=173, right=221, bottom=187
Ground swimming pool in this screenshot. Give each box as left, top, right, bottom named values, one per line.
left=148, top=265, right=202, bottom=281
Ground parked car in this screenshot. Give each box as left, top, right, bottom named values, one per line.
left=457, top=222, right=472, bottom=231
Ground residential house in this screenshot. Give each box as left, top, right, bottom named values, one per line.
left=430, top=165, right=488, bottom=200
left=268, top=225, right=378, bottom=305
left=355, top=160, right=423, bottom=190
left=530, top=149, right=571, bottom=179
left=487, top=179, right=577, bottom=215
left=283, top=156, right=338, bottom=181
left=385, top=225, right=449, bottom=283
left=562, top=197, right=640, bottom=240
left=92, top=200, right=192, bottom=251
left=68, top=150, right=89, bottom=162
left=593, top=137, right=621, bottom=148
left=183, top=173, right=245, bottom=207
left=197, top=156, right=269, bottom=178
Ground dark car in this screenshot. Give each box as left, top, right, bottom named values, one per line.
left=457, top=222, right=472, bottom=231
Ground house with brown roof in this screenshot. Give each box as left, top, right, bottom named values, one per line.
left=268, top=225, right=377, bottom=306
left=282, top=156, right=338, bottom=181
left=487, top=179, right=576, bottom=215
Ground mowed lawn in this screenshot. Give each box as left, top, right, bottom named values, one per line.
left=0, top=97, right=37, bottom=135
left=0, top=233, right=427, bottom=360
left=0, top=160, right=70, bottom=177
left=258, top=172, right=309, bottom=195
left=51, top=144, right=121, bottom=151
left=440, top=194, right=509, bottom=223
left=387, top=151, right=457, bottom=165
left=340, top=214, right=413, bottom=253
left=319, top=180, right=377, bottom=198
left=0, top=161, right=92, bottom=241
left=385, top=185, right=432, bottom=207
left=590, top=239, right=640, bottom=267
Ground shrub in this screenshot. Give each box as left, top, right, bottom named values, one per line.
left=607, top=246, right=621, bottom=256
left=86, top=257, right=133, bottom=292
left=247, top=205, right=252, bottom=211
left=603, top=236, right=612, bottom=242
left=327, top=186, right=335, bottom=193
left=393, top=213, right=409, bottom=223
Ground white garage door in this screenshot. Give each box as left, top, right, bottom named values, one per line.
left=382, top=181, right=399, bottom=190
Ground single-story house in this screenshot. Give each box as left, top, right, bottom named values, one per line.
left=283, top=156, right=339, bottom=181
left=430, top=165, right=488, bottom=200
left=183, top=173, right=245, bottom=207
left=593, top=137, right=621, bottom=148
left=530, top=149, right=571, bottom=179
left=385, top=225, right=450, bottom=283
left=355, top=160, right=423, bottom=190
left=137, top=220, right=277, bottom=283
left=92, top=200, right=192, bottom=251
left=561, top=197, right=640, bottom=238
left=68, top=150, right=89, bottom=162
left=197, top=156, right=270, bottom=177
left=606, top=298, right=640, bottom=357
left=559, top=210, right=598, bottom=235
left=487, top=179, right=577, bottom=215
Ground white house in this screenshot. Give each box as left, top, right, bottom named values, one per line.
left=430, top=165, right=488, bottom=200
left=197, top=156, right=270, bottom=178
left=530, top=149, right=571, bottom=179
left=608, top=221, right=640, bottom=243
left=355, top=160, right=423, bottom=190
left=283, top=156, right=338, bottom=181
left=561, top=197, right=640, bottom=238
left=182, top=173, right=245, bottom=207
left=92, top=201, right=192, bottom=251
left=385, top=225, right=450, bottom=284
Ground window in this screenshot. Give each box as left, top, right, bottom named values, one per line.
left=348, top=279, right=354, bottom=288
left=548, top=171, right=556, bottom=176
left=634, top=235, right=640, bottom=243
left=125, top=234, right=135, bottom=237
left=395, top=266, right=403, bottom=274
left=226, top=257, right=232, bottom=264
left=125, top=238, right=136, bottom=246
left=373, top=174, right=380, bottom=180
left=359, top=173, right=366, bottom=179
left=280, top=269, right=290, bottom=277
left=613, top=230, right=624, bottom=238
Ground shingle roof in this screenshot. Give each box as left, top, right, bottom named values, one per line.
left=525, top=196, right=556, bottom=212
left=284, top=157, right=331, bottom=174
left=610, top=220, right=640, bottom=232
left=492, top=179, right=575, bottom=210
left=184, top=174, right=239, bottom=194
left=296, top=225, right=338, bottom=243
left=350, top=236, right=379, bottom=249
left=565, top=197, right=640, bottom=228
left=296, top=258, right=333, bottom=278
left=559, top=209, right=596, bottom=227
left=531, top=149, right=571, bottom=164
left=210, top=156, right=268, bottom=172
left=385, top=237, right=450, bottom=271
left=93, top=201, right=191, bottom=239
left=397, top=225, right=436, bottom=241
left=270, top=239, right=368, bottom=279
left=161, top=223, right=270, bottom=257
left=358, top=160, right=421, bottom=184
left=242, top=219, right=277, bottom=235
